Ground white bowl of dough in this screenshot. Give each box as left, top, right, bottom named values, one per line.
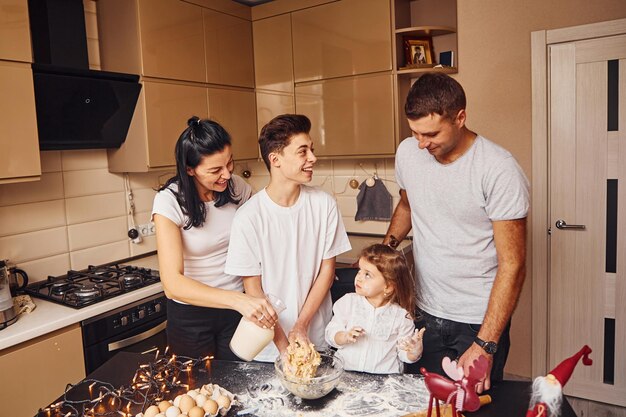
left=275, top=353, right=344, bottom=400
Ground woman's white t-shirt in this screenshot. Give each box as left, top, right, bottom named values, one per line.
left=151, top=174, right=252, bottom=297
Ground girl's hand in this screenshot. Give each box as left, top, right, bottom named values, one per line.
left=398, top=327, right=426, bottom=361
left=237, top=293, right=278, bottom=329
left=335, top=327, right=365, bottom=345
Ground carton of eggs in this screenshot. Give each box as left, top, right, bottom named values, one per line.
left=135, top=384, right=235, bottom=417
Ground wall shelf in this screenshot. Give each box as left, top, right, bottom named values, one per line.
left=394, top=25, right=455, bottom=37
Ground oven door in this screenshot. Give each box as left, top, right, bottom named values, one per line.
left=82, top=293, right=167, bottom=374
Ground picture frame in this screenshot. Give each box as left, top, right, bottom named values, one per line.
left=403, top=36, right=434, bottom=67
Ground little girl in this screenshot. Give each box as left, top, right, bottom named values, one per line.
left=325, top=244, right=425, bottom=374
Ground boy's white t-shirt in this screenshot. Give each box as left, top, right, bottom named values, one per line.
left=325, top=293, right=417, bottom=374
left=151, top=175, right=252, bottom=298
left=224, top=185, right=352, bottom=362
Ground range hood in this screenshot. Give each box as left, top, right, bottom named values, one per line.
left=28, top=0, right=141, bottom=150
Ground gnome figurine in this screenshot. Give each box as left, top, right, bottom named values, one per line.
left=526, top=345, right=593, bottom=417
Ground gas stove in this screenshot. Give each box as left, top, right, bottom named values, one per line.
left=25, top=261, right=160, bottom=309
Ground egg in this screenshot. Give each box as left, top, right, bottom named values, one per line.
left=201, top=384, right=213, bottom=396
left=194, top=394, right=207, bottom=407
left=178, top=394, right=195, bottom=413
left=164, top=405, right=181, bottom=417
left=144, top=405, right=160, bottom=417
left=158, top=401, right=171, bottom=413
left=173, top=394, right=182, bottom=407
left=155, top=414, right=165, bottom=417
left=203, top=399, right=218, bottom=415
left=187, top=406, right=204, bottom=417
left=216, top=395, right=231, bottom=409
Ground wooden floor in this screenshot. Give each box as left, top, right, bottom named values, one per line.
left=504, top=374, right=626, bottom=417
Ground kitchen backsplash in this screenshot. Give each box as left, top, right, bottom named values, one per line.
left=0, top=151, right=399, bottom=283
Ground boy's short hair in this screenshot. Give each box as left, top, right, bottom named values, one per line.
left=258, top=114, right=312, bottom=171
left=404, top=72, right=466, bottom=121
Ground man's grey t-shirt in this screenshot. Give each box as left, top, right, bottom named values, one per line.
left=395, top=135, right=529, bottom=323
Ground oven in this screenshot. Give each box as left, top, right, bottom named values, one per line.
left=81, top=293, right=167, bottom=374
left=24, top=258, right=168, bottom=374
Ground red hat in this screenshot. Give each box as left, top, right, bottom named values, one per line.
left=548, top=345, right=593, bottom=386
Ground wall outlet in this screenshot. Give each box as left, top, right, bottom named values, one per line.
left=137, top=222, right=155, bottom=237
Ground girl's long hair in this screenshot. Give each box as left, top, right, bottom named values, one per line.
left=158, top=116, right=240, bottom=229
left=359, top=244, right=417, bottom=319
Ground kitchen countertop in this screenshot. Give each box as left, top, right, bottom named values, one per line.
left=37, top=352, right=577, bottom=417
left=0, top=255, right=162, bottom=352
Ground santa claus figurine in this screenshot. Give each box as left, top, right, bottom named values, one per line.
left=526, top=345, right=593, bottom=417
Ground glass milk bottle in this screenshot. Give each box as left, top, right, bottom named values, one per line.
left=230, top=294, right=286, bottom=361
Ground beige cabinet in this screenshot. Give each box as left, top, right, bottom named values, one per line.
left=108, top=80, right=209, bottom=172
left=295, top=72, right=395, bottom=157
left=0, top=0, right=32, bottom=63
left=0, top=325, right=85, bottom=417
left=207, top=87, right=258, bottom=160
left=256, top=91, right=295, bottom=135
left=291, top=0, right=392, bottom=82
left=253, top=14, right=294, bottom=92
left=0, top=61, right=41, bottom=184
left=204, top=8, right=254, bottom=88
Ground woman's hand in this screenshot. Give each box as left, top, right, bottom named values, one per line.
left=334, top=326, right=365, bottom=345
left=237, top=293, right=278, bottom=329
left=398, top=327, right=426, bottom=361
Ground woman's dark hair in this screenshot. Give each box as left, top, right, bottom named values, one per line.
left=158, top=116, right=240, bottom=229
left=360, top=244, right=417, bottom=319
left=405, top=72, right=466, bottom=121
left=258, top=114, right=311, bottom=171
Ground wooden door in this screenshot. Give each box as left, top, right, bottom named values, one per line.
left=549, top=34, right=626, bottom=406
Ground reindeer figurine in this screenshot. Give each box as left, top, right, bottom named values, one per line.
left=420, top=356, right=489, bottom=417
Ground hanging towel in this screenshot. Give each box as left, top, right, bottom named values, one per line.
left=355, top=178, right=393, bottom=221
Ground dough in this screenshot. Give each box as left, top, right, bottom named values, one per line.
left=284, top=340, right=321, bottom=379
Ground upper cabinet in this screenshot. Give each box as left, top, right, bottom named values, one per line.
left=204, top=9, right=254, bottom=88
left=0, top=0, right=32, bottom=63
left=0, top=61, right=41, bottom=184
left=253, top=14, right=294, bottom=93
left=291, top=0, right=392, bottom=82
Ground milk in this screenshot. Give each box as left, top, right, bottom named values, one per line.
left=229, top=318, right=274, bottom=361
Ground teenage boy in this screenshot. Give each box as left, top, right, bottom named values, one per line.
left=225, top=114, right=352, bottom=362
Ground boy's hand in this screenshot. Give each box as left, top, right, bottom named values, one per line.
left=335, top=326, right=365, bottom=345
left=398, top=327, right=425, bottom=361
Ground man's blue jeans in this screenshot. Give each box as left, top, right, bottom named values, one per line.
left=405, top=308, right=510, bottom=382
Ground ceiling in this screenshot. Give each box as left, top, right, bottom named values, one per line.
left=230, top=0, right=275, bottom=6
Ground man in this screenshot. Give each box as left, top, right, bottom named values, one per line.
left=383, top=73, right=529, bottom=390
left=225, top=114, right=352, bottom=362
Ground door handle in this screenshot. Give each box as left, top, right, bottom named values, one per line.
left=107, top=320, right=166, bottom=352
left=555, top=219, right=586, bottom=230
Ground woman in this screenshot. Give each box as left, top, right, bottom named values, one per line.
left=152, top=116, right=278, bottom=359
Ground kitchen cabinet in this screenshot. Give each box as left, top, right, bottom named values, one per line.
left=207, top=87, right=258, bottom=160
left=295, top=72, right=395, bottom=157
left=291, top=0, right=392, bottom=82
left=203, top=8, right=254, bottom=88
left=256, top=91, right=295, bottom=135
left=108, top=80, right=209, bottom=172
left=253, top=13, right=294, bottom=93
left=0, top=0, right=32, bottom=63
left=97, top=0, right=206, bottom=83
left=0, top=324, right=85, bottom=417
left=0, top=60, right=41, bottom=184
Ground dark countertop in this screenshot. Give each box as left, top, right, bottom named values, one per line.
left=37, top=352, right=577, bottom=417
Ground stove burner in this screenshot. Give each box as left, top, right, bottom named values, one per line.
left=121, top=273, right=143, bottom=288
left=74, top=284, right=104, bottom=300
left=50, top=281, right=73, bottom=295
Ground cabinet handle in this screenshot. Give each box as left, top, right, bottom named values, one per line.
left=107, top=321, right=166, bottom=352
left=555, top=219, right=586, bottom=230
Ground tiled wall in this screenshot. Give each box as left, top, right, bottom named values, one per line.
left=0, top=153, right=398, bottom=283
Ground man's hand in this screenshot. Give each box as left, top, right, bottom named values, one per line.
left=457, top=343, right=493, bottom=393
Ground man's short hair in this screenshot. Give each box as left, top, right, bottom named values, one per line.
left=258, top=114, right=312, bottom=171
left=404, top=72, right=466, bottom=121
